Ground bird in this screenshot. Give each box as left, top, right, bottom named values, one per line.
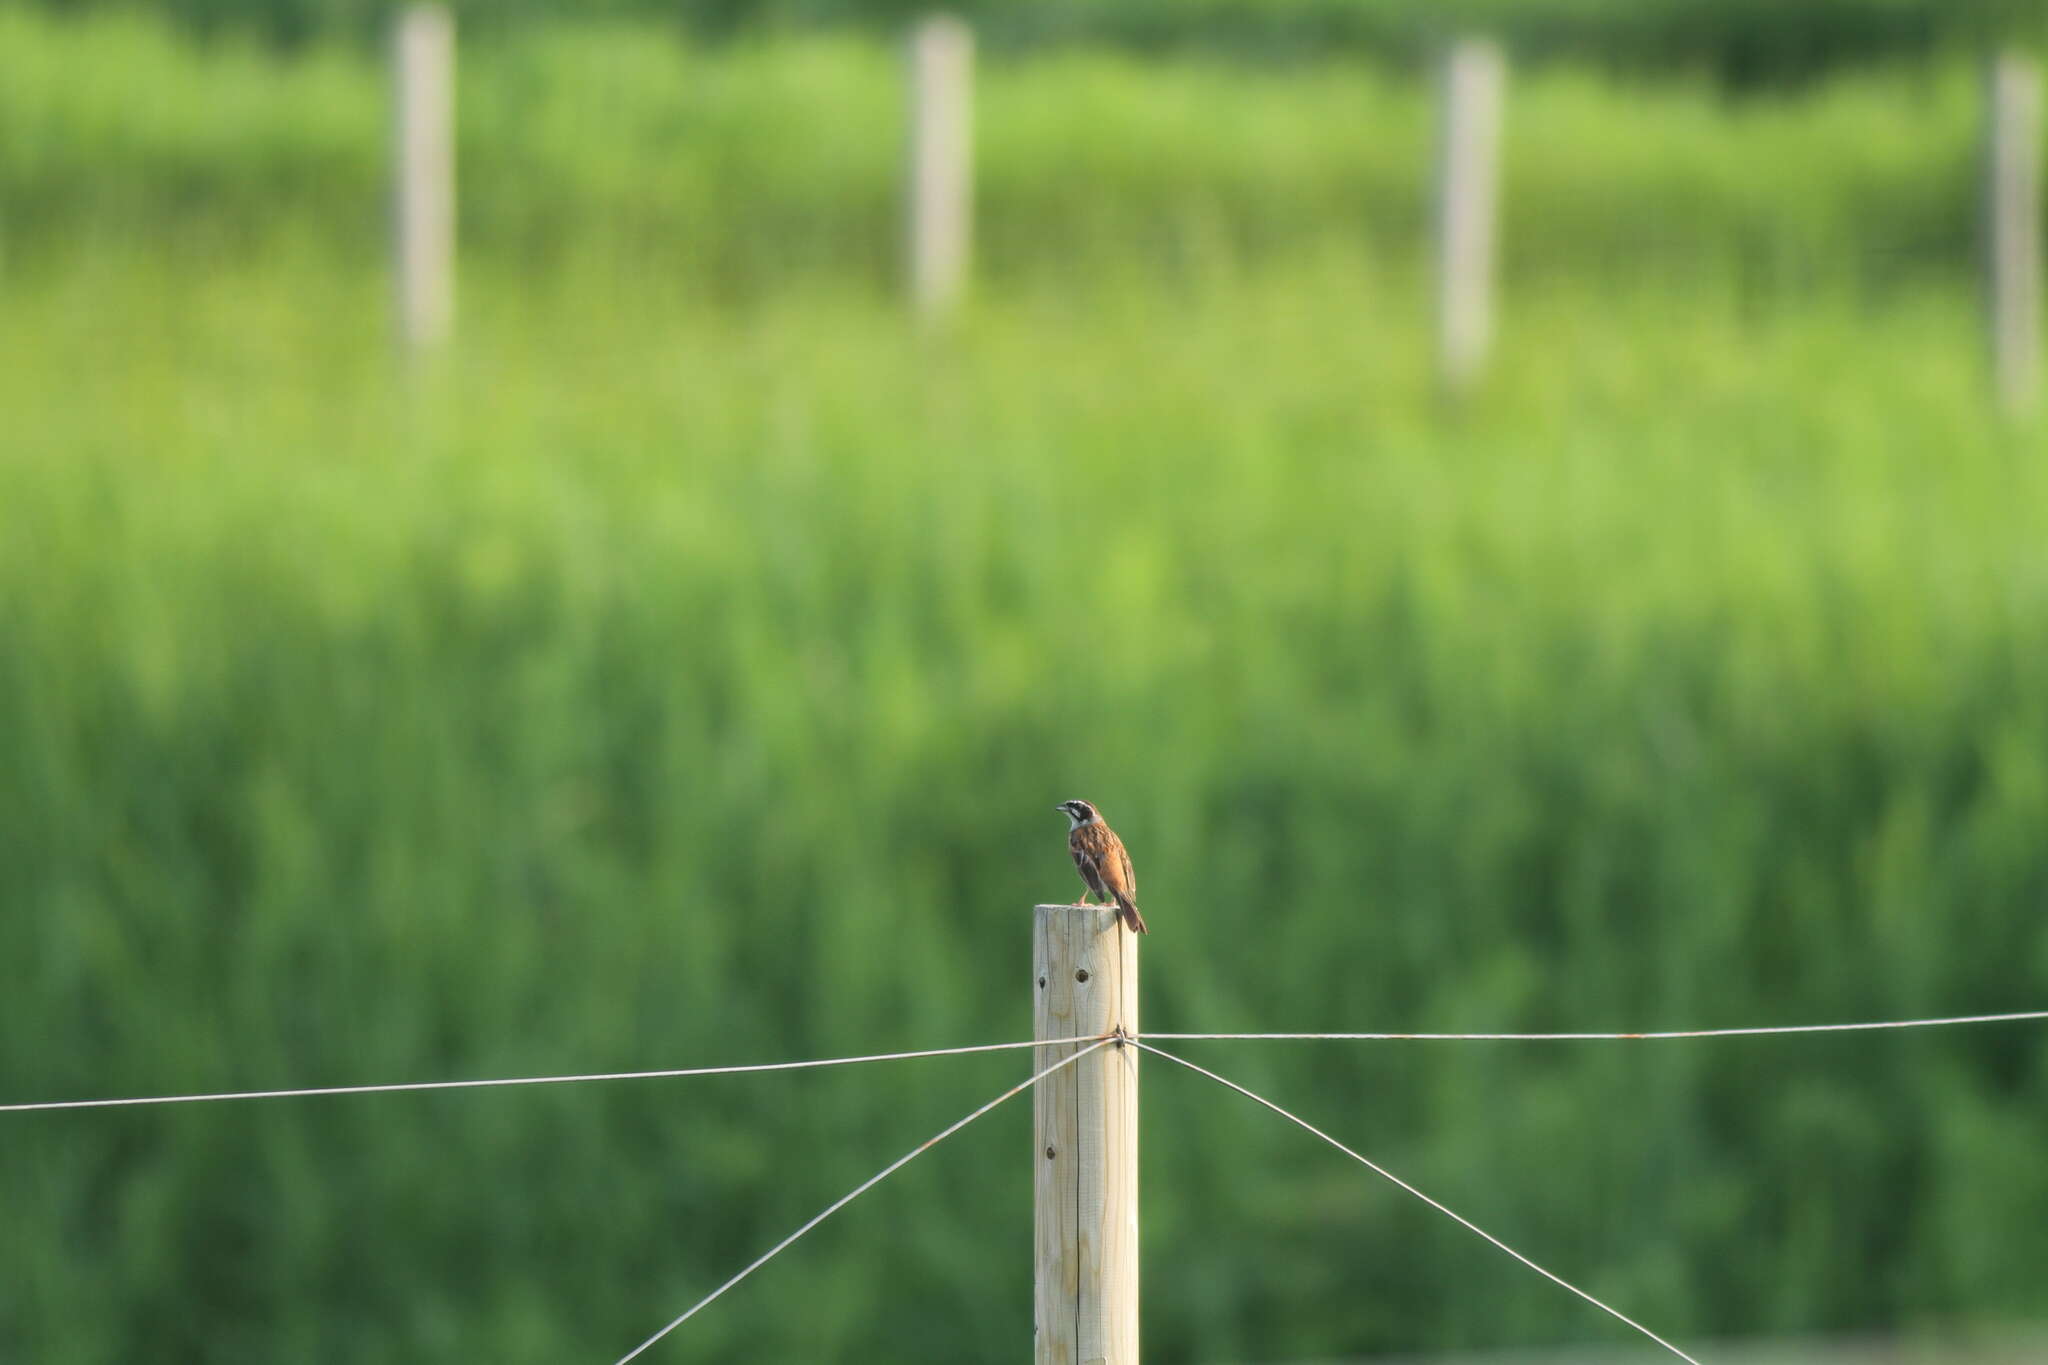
left=1056, top=799, right=1148, bottom=935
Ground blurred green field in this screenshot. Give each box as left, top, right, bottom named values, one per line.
left=4, top=8, right=2048, bottom=1364
left=28, top=0, right=2047, bottom=84
left=0, top=7, right=1994, bottom=287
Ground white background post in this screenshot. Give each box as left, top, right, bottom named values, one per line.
left=394, top=5, right=455, bottom=354
left=1033, top=905, right=1138, bottom=1365
left=1986, top=50, right=2041, bottom=417
left=906, top=14, right=974, bottom=322
left=1435, top=37, right=1505, bottom=393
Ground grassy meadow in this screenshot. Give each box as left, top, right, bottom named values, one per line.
left=0, top=7, right=1994, bottom=285
left=4, top=8, right=2048, bottom=1362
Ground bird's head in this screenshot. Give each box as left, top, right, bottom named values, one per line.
left=1056, top=799, right=1098, bottom=829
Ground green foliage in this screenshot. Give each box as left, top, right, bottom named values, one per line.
left=3, top=10, right=2048, bottom=1363
left=0, top=9, right=1994, bottom=289
left=23, top=0, right=2048, bottom=83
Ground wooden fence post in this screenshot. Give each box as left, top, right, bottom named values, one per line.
left=1986, top=50, right=2041, bottom=417
left=906, top=14, right=973, bottom=322
left=394, top=5, right=455, bottom=355
left=1434, top=37, right=1505, bottom=394
left=1033, top=904, right=1138, bottom=1365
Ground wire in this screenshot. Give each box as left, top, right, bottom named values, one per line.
left=614, top=1034, right=1116, bottom=1364
left=1142, top=1008, right=2048, bottom=1043
left=0, top=1036, right=1107, bottom=1115
left=1135, top=1040, right=1702, bottom=1365
left=12, top=1008, right=2034, bottom=1117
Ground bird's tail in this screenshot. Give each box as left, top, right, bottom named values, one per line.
left=1114, top=894, right=1149, bottom=935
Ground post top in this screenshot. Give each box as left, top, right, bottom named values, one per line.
left=1032, top=903, right=1136, bottom=941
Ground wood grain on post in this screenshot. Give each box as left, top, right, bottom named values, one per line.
left=1434, top=37, right=1505, bottom=393
left=1986, top=50, right=2041, bottom=417
left=1033, top=905, right=1138, bottom=1365
left=394, top=5, right=455, bottom=353
left=906, top=14, right=974, bottom=322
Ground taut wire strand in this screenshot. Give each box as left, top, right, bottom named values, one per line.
left=1142, top=1008, right=2048, bottom=1043
left=614, top=1035, right=1115, bottom=1364
left=1136, top=1041, right=1704, bottom=1365
left=0, top=1036, right=1105, bottom=1115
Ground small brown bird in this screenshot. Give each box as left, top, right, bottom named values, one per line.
left=1057, top=799, right=1148, bottom=935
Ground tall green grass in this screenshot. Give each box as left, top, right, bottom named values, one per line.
left=30, top=0, right=2048, bottom=83
left=4, top=9, right=2048, bottom=1362
left=0, top=7, right=1993, bottom=289
left=5, top=248, right=2048, bottom=1359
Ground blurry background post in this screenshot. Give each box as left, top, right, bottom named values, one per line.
left=1985, top=49, right=2041, bottom=417
left=1033, top=905, right=1138, bottom=1365
left=1434, top=37, right=1505, bottom=394
left=906, top=14, right=973, bottom=323
left=393, top=4, right=454, bottom=354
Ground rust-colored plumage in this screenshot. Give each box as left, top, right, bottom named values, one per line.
left=1056, top=799, right=1148, bottom=934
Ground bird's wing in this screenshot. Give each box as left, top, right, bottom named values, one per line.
left=1070, top=829, right=1102, bottom=885
left=1112, top=838, right=1137, bottom=903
